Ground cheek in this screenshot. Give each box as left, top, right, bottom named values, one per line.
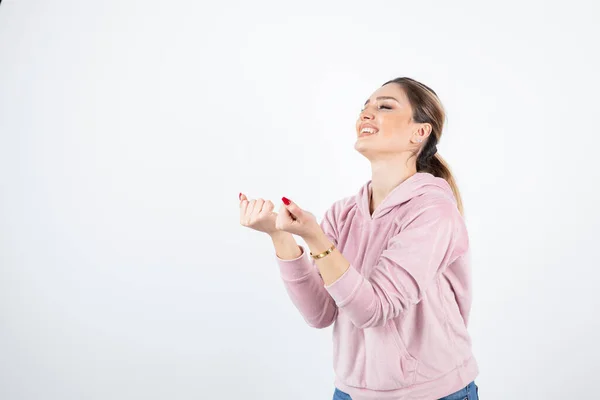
left=380, top=121, right=413, bottom=147
left=380, top=119, right=405, bottom=137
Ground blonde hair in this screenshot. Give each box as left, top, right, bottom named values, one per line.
left=382, top=77, right=464, bottom=214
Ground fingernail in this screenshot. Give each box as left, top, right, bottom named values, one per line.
left=282, top=197, right=291, bottom=205
left=239, top=192, right=242, bottom=200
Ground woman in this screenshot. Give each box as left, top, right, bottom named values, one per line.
left=239, top=77, right=479, bottom=400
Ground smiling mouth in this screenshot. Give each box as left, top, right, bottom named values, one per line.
left=358, top=127, right=378, bottom=137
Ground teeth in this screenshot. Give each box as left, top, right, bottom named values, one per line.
left=361, top=127, right=377, bottom=135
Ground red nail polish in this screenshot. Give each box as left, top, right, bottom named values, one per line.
left=282, top=197, right=291, bottom=205
left=239, top=192, right=242, bottom=200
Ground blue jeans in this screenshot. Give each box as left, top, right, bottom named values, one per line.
left=332, top=381, right=479, bottom=400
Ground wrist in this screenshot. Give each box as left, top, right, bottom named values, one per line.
left=270, top=231, right=302, bottom=260
left=304, top=230, right=332, bottom=254
left=269, top=230, right=291, bottom=240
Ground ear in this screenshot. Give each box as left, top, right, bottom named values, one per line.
left=412, top=123, right=433, bottom=144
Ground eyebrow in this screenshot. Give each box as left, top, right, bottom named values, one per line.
left=363, top=96, right=401, bottom=106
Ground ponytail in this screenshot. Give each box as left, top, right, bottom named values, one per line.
left=417, top=148, right=463, bottom=215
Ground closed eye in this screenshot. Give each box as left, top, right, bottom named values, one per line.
left=360, top=103, right=393, bottom=113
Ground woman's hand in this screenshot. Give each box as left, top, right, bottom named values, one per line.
left=239, top=193, right=279, bottom=236
left=276, top=197, right=321, bottom=240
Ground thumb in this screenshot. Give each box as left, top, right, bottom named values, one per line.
left=281, top=197, right=303, bottom=218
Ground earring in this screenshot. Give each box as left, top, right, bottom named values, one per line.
left=417, top=139, right=423, bottom=143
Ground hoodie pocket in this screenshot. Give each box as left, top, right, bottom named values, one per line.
left=354, top=319, right=418, bottom=390
left=388, top=319, right=418, bottom=385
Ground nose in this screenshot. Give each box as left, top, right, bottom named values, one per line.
left=360, top=109, right=374, bottom=120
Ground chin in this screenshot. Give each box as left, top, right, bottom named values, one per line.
left=354, top=140, right=371, bottom=153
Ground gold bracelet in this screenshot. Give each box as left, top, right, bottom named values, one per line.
left=310, top=244, right=336, bottom=260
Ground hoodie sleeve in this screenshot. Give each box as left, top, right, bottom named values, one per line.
left=275, top=204, right=339, bottom=329
left=324, top=202, right=467, bottom=329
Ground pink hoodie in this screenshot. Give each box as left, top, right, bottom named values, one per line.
left=275, top=173, right=478, bottom=400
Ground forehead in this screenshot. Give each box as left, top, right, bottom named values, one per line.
left=366, top=83, right=408, bottom=103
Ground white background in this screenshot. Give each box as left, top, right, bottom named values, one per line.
left=1, top=0, right=599, bottom=399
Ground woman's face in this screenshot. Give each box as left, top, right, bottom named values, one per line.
left=355, top=83, right=430, bottom=157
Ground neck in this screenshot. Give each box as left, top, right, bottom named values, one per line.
left=369, top=154, right=417, bottom=215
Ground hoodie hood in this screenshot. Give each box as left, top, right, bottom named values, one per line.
left=357, top=172, right=456, bottom=220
